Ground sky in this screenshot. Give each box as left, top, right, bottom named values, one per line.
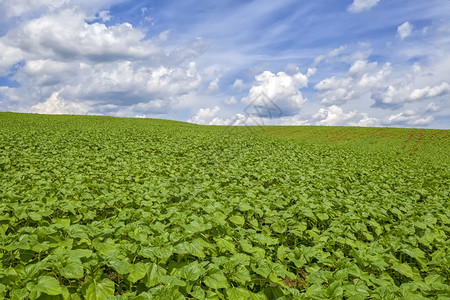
left=0, top=0, right=449, bottom=128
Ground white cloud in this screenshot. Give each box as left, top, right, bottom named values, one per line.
left=225, top=96, right=237, bottom=105
left=0, top=0, right=68, bottom=19
left=348, top=0, right=380, bottom=13
left=277, top=115, right=309, bottom=125
left=97, top=10, right=111, bottom=22
left=372, top=81, right=450, bottom=108
left=210, top=113, right=246, bottom=126
left=313, top=45, right=347, bottom=66
left=409, top=82, right=450, bottom=100
left=207, top=77, right=220, bottom=92
left=188, top=106, right=246, bottom=125
left=312, top=105, right=357, bottom=126
left=28, top=90, right=90, bottom=114
left=425, top=102, right=440, bottom=113
left=314, top=52, right=450, bottom=111
left=0, top=5, right=206, bottom=116
left=397, top=22, right=413, bottom=39
left=187, top=106, right=221, bottom=125
left=315, top=59, right=391, bottom=105
left=6, top=8, right=164, bottom=62
left=232, top=79, right=245, bottom=91
left=384, top=110, right=433, bottom=126
left=349, top=113, right=380, bottom=127
left=0, top=43, right=24, bottom=76
left=242, top=70, right=309, bottom=116
left=348, top=60, right=377, bottom=75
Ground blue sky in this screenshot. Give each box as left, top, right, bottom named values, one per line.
left=0, top=0, right=449, bottom=128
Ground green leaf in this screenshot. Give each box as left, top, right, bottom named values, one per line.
left=5, top=266, right=18, bottom=277
left=229, top=215, right=245, bottom=226
left=85, top=278, right=115, bottom=300
left=10, top=288, right=29, bottom=300
left=184, top=219, right=211, bottom=234
left=226, top=287, right=250, bottom=299
left=108, top=259, right=133, bottom=275
left=179, top=261, right=206, bottom=282
left=215, top=237, right=236, bottom=254
left=144, top=263, right=167, bottom=287
left=263, top=286, right=285, bottom=300
left=61, top=258, right=84, bottom=279
left=186, top=241, right=206, bottom=258
left=392, top=263, right=415, bottom=279
left=70, top=249, right=93, bottom=258
left=160, top=275, right=186, bottom=287
left=190, top=286, right=206, bottom=299
left=232, top=266, right=252, bottom=284
left=128, top=263, right=148, bottom=283
left=203, top=272, right=230, bottom=289
left=35, top=276, right=62, bottom=296
left=252, top=259, right=271, bottom=278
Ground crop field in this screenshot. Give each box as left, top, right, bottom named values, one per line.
left=0, top=112, right=449, bottom=299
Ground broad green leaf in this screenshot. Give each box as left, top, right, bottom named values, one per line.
left=179, top=261, right=206, bottom=281
left=141, top=246, right=173, bottom=261
left=160, top=275, right=186, bottom=287
left=226, top=287, right=250, bottom=299
left=128, top=263, right=148, bottom=283
left=184, top=219, right=211, bottom=234
left=5, top=266, right=18, bottom=277
left=263, top=286, right=285, bottom=299
left=203, top=272, right=230, bottom=289
left=144, top=263, right=167, bottom=288
left=35, top=276, right=62, bottom=296
left=61, top=258, right=84, bottom=279
left=70, top=249, right=93, bottom=258
left=252, top=259, right=271, bottom=278
left=229, top=215, right=245, bottom=226
left=215, top=237, right=236, bottom=254
left=190, top=286, right=206, bottom=299
left=85, top=278, right=115, bottom=300
left=10, top=288, right=29, bottom=300
left=392, top=263, right=415, bottom=279
left=232, top=266, right=252, bottom=284
left=108, top=259, right=132, bottom=275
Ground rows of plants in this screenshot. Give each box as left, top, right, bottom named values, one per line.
left=0, top=113, right=449, bottom=299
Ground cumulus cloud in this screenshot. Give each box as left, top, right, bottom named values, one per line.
left=207, top=77, right=220, bottom=93
left=348, top=0, right=380, bottom=13
left=397, top=22, right=413, bottom=39
left=314, top=52, right=450, bottom=111
left=187, top=106, right=221, bottom=125
left=242, top=69, right=309, bottom=117
left=0, top=43, right=24, bottom=76
left=313, top=45, right=347, bottom=66
left=96, top=10, right=111, bottom=22
left=210, top=113, right=246, bottom=126
left=225, top=96, right=237, bottom=105
left=187, top=106, right=246, bottom=125
left=5, top=8, right=164, bottom=63
left=232, top=79, right=245, bottom=91
left=384, top=110, right=433, bottom=127
left=315, top=59, right=391, bottom=105
left=28, top=90, right=90, bottom=115
left=0, top=0, right=68, bottom=19
left=0, top=5, right=206, bottom=116
left=409, top=82, right=450, bottom=100
left=349, top=113, right=381, bottom=127
left=372, top=81, right=450, bottom=109
left=312, top=105, right=357, bottom=126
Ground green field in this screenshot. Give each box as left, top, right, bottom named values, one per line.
left=0, top=112, right=449, bottom=299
